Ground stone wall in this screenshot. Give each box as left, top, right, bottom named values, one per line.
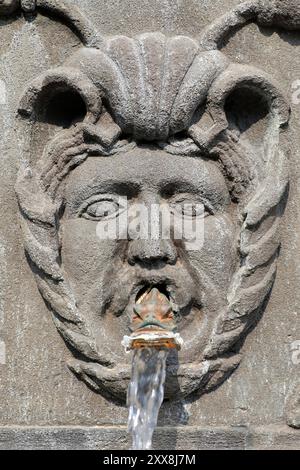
left=0, top=0, right=299, bottom=449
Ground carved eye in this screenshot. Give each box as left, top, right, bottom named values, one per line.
left=170, top=199, right=212, bottom=218
left=80, top=197, right=126, bottom=221
left=177, top=203, right=205, bottom=217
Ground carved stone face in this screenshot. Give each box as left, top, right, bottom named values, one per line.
left=15, top=29, right=290, bottom=402
left=59, top=147, right=238, bottom=395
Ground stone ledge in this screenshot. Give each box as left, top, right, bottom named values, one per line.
left=0, top=425, right=298, bottom=450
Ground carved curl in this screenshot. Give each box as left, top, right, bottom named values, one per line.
left=0, top=0, right=103, bottom=47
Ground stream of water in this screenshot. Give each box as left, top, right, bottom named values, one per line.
left=127, top=347, right=168, bottom=450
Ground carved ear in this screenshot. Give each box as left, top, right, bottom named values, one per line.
left=17, top=66, right=104, bottom=166
left=189, top=64, right=289, bottom=152
left=19, top=66, right=102, bottom=126
left=189, top=64, right=290, bottom=198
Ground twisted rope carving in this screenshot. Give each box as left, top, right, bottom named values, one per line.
left=205, top=135, right=289, bottom=362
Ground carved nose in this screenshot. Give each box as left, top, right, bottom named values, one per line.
left=128, top=239, right=177, bottom=266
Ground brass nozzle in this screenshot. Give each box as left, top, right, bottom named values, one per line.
left=130, top=337, right=179, bottom=350
left=121, top=286, right=183, bottom=352
left=122, top=332, right=183, bottom=352
left=130, top=286, right=176, bottom=333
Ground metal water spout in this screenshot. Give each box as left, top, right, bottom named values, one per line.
left=122, top=286, right=183, bottom=351
left=123, top=286, right=183, bottom=449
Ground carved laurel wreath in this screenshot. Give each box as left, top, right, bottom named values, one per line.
left=2, top=0, right=297, bottom=397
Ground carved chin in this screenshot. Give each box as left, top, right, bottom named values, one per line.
left=63, top=307, right=215, bottom=402
left=67, top=349, right=241, bottom=403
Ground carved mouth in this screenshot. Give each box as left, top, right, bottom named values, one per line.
left=130, top=283, right=177, bottom=333
left=133, top=320, right=170, bottom=330
left=122, top=274, right=196, bottom=333
left=135, top=282, right=179, bottom=314
left=135, top=283, right=169, bottom=302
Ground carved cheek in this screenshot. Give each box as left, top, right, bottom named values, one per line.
left=60, top=218, right=118, bottom=292
left=185, top=213, right=239, bottom=293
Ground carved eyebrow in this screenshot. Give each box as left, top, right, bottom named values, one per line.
left=159, top=177, right=230, bottom=211
left=95, top=181, right=140, bottom=197
left=160, top=177, right=226, bottom=195
left=160, top=180, right=203, bottom=197
left=64, top=180, right=140, bottom=211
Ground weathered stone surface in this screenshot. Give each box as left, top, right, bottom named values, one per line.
left=0, top=1, right=19, bottom=16
left=11, top=0, right=291, bottom=403
left=0, top=0, right=299, bottom=450
left=257, top=1, right=300, bottom=30
left=286, top=385, right=300, bottom=429
left=0, top=426, right=299, bottom=450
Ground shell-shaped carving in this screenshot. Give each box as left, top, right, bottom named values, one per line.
left=67, top=34, right=228, bottom=141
